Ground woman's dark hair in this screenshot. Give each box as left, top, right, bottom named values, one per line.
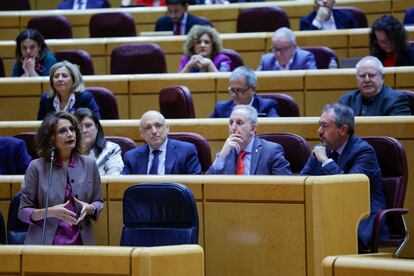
left=15, top=29, right=50, bottom=62
left=369, top=15, right=408, bottom=60
left=74, top=107, right=106, bottom=156
left=36, top=111, right=82, bottom=159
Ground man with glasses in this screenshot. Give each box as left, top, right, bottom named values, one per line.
left=209, top=66, right=278, bottom=118
left=122, top=110, right=201, bottom=174
left=339, top=56, right=410, bottom=116
left=257, top=27, right=317, bottom=71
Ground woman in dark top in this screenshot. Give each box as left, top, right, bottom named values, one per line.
left=12, top=29, right=57, bottom=77
left=370, top=15, right=414, bottom=67
left=37, top=61, right=101, bottom=120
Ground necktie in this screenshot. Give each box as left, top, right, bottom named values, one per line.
left=174, top=22, right=181, bottom=35
left=331, top=151, right=339, bottom=163
left=149, top=150, right=160, bottom=175
left=236, top=151, right=247, bottom=175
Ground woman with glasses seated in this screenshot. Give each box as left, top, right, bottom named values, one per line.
left=18, top=111, right=103, bottom=245
left=179, top=25, right=232, bottom=73
left=209, top=66, right=278, bottom=118
left=257, top=27, right=317, bottom=71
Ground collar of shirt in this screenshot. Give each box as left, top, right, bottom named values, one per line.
left=53, top=93, right=76, bottom=113
left=54, top=152, right=78, bottom=168
left=240, top=137, right=255, bottom=175
left=320, top=12, right=336, bottom=30
left=73, top=0, right=87, bottom=9
left=147, top=138, right=168, bottom=174
left=335, top=138, right=348, bottom=156
left=276, top=49, right=295, bottom=70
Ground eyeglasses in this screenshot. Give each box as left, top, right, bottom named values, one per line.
left=228, top=86, right=251, bottom=95
left=272, top=45, right=293, bottom=53
left=357, top=73, right=380, bottom=80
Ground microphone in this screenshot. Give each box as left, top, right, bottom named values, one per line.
left=41, top=147, right=56, bottom=244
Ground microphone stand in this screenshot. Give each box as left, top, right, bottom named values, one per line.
left=41, top=148, right=55, bottom=245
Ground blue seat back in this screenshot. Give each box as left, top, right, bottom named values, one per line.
left=7, top=192, right=29, bottom=244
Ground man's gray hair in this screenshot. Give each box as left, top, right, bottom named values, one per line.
left=232, top=104, right=258, bottom=124
left=356, top=56, right=385, bottom=76
left=230, top=66, right=257, bottom=87
left=323, top=103, right=355, bottom=136
left=272, top=27, right=296, bottom=45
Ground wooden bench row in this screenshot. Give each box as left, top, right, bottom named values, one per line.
left=0, top=67, right=412, bottom=120
left=0, top=174, right=370, bottom=276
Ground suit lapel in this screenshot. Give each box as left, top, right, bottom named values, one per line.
left=250, top=137, right=262, bottom=175
left=226, top=149, right=237, bottom=174
left=165, top=140, right=176, bottom=174
left=137, top=145, right=150, bottom=174
left=354, top=93, right=363, bottom=116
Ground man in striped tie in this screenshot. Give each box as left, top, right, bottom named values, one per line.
left=206, top=105, right=291, bottom=175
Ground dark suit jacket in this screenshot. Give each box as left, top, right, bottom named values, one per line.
left=122, top=139, right=202, bottom=174
left=155, top=13, right=212, bottom=34
left=209, top=95, right=278, bottom=118
left=58, top=0, right=109, bottom=9
left=300, top=135, right=388, bottom=246
left=37, top=91, right=101, bottom=120
left=206, top=137, right=291, bottom=175
left=339, top=86, right=411, bottom=116
left=300, top=9, right=358, bottom=30
left=0, top=137, right=31, bottom=175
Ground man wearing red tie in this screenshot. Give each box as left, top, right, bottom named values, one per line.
left=155, top=0, right=212, bottom=35
left=206, top=105, right=291, bottom=175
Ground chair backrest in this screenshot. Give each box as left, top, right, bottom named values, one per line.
left=237, top=7, right=290, bottom=33
left=27, top=16, right=73, bottom=39
left=257, top=93, right=300, bottom=117
left=168, top=132, right=211, bottom=173
left=220, top=48, right=244, bottom=71
left=404, top=7, right=414, bottom=25
left=301, top=46, right=339, bottom=69
left=7, top=192, right=29, bottom=244
left=257, top=133, right=310, bottom=174
left=398, top=90, right=414, bottom=115
left=159, top=86, right=195, bottom=119
left=0, top=56, right=5, bottom=77
left=105, top=136, right=136, bottom=159
left=0, top=0, right=30, bottom=10
left=335, top=6, right=368, bottom=28
left=55, top=49, right=95, bottom=75
left=110, top=43, right=167, bottom=74
left=14, top=132, right=37, bottom=159
left=0, top=210, right=5, bottom=244
left=120, top=183, right=199, bottom=246
left=86, top=86, right=120, bottom=119
left=89, top=12, right=136, bottom=38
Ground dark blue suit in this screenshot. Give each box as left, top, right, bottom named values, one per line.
left=300, top=9, right=358, bottom=30
left=37, top=91, right=101, bottom=120
left=58, top=0, right=109, bottom=9
left=209, top=95, right=278, bottom=118
left=0, top=137, right=31, bottom=175
left=155, top=13, right=212, bottom=35
left=339, top=86, right=411, bottom=116
left=300, top=135, right=388, bottom=246
left=122, top=139, right=202, bottom=174
left=206, top=137, right=291, bottom=175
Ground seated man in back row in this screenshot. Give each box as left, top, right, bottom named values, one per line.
left=257, top=27, right=317, bottom=71
left=209, top=66, right=278, bottom=118
left=300, top=103, right=388, bottom=250
left=339, top=56, right=411, bottom=116
left=122, top=110, right=202, bottom=174
left=0, top=137, right=32, bottom=175
left=207, top=105, right=291, bottom=175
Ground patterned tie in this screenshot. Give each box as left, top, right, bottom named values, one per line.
left=149, top=150, right=160, bottom=175
left=331, top=151, right=339, bottom=163
left=236, top=151, right=247, bottom=175
left=174, top=22, right=181, bottom=35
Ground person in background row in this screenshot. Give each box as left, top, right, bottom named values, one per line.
left=0, top=137, right=32, bottom=175
left=210, top=66, right=278, bottom=118
left=179, top=25, right=231, bottom=73
left=300, top=103, right=388, bottom=251
left=369, top=15, right=414, bottom=67
left=155, top=0, right=212, bottom=35
left=300, top=0, right=358, bottom=31
left=19, top=112, right=103, bottom=245
left=257, top=27, right=317, bottom=71
left=37, top=61, right=101, bottom=120
left=122, top=110, right=202, bottom=175
left=207, top=105, right=291, bottom=175
left=58, top=0, right=110, bottom=9
left=75, top=108, right=124, bottom=175
left=121, top=0, right=165, bottom=6
left=12, top=29, right=57, bottom=77
left=339, top=56, right=410, bottom=116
